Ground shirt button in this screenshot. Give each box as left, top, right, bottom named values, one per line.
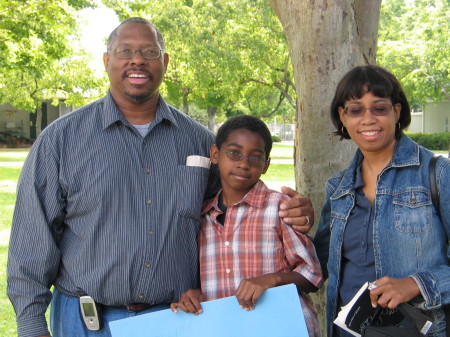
left=361, top=241, right=365, bottom=247
left=139, top=294, right=144, bottom=299
left=226, top=269, right=231, bottom=273
left=147, top=199, right=152, bottom=204
left=145, top=263, right=151, bottom=268
left=148, top=230, right=154, bottom=235
left=145, top=168, right=151, bottom=174
left=225, top=241, right=230, bottom=246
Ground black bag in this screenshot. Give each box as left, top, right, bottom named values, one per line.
left=363, top=326, right=421, bottom=337
left=361, top=302, right=433, bottom=337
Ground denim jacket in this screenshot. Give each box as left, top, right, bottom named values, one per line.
left=314, top=135, right=450, bottom=337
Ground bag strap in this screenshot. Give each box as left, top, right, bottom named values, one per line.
left=429, top=154, right=450, bottom=335
left=429, top=155, right=440, bottom=216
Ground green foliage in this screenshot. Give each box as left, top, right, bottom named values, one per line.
left=407, top=132, right=450, bottom=150
left=271, top=135, right=281, bottom=142
left=378, top=0, right=450, bottom=107
left=102, top=0, right=296, bottom=123
left=0, top=0, right=108, bottom=113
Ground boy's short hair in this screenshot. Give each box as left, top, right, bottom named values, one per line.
left=216, top=115, right=273, bottom=159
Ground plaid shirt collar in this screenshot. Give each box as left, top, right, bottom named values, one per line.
left=201, top=180, right=268, bottom=215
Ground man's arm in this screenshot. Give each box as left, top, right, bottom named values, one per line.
left=7, top=137, right=64, bottom=337
left=278, top=187, right=314, bottom=233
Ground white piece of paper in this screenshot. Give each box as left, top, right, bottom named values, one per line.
left=186, top=155, right=211, bottom=169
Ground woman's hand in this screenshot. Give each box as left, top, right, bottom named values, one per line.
left=369, top=276, right=420, bottom=309
left=170, top=289, right=204, bottom=315
left=279, top=187, right=314, bottom=233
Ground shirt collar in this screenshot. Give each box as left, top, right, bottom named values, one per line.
left=100, top=92, right=179, bottom=130
left=201, top=180, right=268, bottom=215
left=389, top=134, right=420, bottom=167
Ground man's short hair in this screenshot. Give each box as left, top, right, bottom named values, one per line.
left=106, top=17, right=165, bottom=51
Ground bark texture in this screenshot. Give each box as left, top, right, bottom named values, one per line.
left=268, top=0, right=381, bottom=334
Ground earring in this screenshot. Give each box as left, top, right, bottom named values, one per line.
left=396, top=122, right=401, bottom=130
left=341, top=126, right=348, bottom=135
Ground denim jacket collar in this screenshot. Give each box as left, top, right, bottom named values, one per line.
left=331, top=135, right=420, bottom=201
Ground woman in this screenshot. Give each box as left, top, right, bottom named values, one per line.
left=314, top=65, right=449, bottom=337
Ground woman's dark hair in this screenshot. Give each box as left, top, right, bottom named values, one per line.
left=215, top=115, right=272, bottom=159
left=330, top=65, right=411, bottom=140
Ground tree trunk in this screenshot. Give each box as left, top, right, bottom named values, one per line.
left=35, top=104, right=42, bottom=136
left=183, top=88, right=190, bottom=115
left=207, top=106, right=217, bottom=132
left=268, top=0, right=381, bottom=334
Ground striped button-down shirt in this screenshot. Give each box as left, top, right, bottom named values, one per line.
left=199, top=180, right=323, bottom=337
left=7, top=92, right=219, bottom=337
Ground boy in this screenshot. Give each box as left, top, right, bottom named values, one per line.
left=171, top=115, right=323, bottom=336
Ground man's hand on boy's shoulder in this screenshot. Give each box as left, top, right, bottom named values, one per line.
left=170, top=289, right=204, bottom=315
left=279, top=186, right=314, bottom=233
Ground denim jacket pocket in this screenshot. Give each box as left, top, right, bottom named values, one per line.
left=393, top=188, right=432, bottom=233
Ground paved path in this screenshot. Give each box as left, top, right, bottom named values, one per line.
left=0, top=161, right=24, bottom=167
left=270, top=159, right=293, bottom=164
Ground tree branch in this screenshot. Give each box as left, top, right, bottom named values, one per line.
left=420, top=70, right=450, bottom=101
left=262, top=94, right=285, bottom=117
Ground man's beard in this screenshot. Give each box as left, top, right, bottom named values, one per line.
left=125, top=90, right=152, bottom=104
left=122, top=68, right=154, bottom=104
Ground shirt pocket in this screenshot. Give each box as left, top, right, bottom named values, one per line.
left=177, top=165, right=210, bottom=221
left=393, top=188, right=432, bottom=233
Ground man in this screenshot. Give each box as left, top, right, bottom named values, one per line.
left=7, top=17, right=313, bottom=337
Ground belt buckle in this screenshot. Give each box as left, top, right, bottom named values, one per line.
left=126, top=303, right=148, bottom=313
left=126, top=304, right=138, bottom=312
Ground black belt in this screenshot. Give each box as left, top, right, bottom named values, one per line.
left=107, top=303, right=156, bottom=313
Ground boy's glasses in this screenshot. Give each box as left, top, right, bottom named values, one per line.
left=220, top=149, right=267, bottom=167
left=344, top=103, right=394, bottom=118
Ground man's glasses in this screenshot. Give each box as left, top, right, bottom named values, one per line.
left=111, top=48, right=164, bottom=60
left=220, top=149, right=267, bottom=167
left=344, top=103, right=394, bottom=118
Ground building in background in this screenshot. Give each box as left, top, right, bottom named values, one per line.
left=408, top=101, right=450, bottom=133
left=0, top=101, right=74, bottom=147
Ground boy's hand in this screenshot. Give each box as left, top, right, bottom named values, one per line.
left=279, top=186, right=314, bottom=233
left=236, top=275, right=278, bottom=311
left=170, top=289, right=204, bottom=315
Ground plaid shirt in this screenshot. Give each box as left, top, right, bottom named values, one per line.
left=199, top=180, right=323, bottom=337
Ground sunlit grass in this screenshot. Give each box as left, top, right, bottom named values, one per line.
left=264, top=163, right=295, bottom=182
left=271, top=143, right=294, bottom=159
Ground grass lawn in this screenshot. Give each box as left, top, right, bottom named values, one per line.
left=271, top=143, right=295, bottom=159
left=264, top=163, right=295, bottom=182
left=0, top=166, right=21, bottom=336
